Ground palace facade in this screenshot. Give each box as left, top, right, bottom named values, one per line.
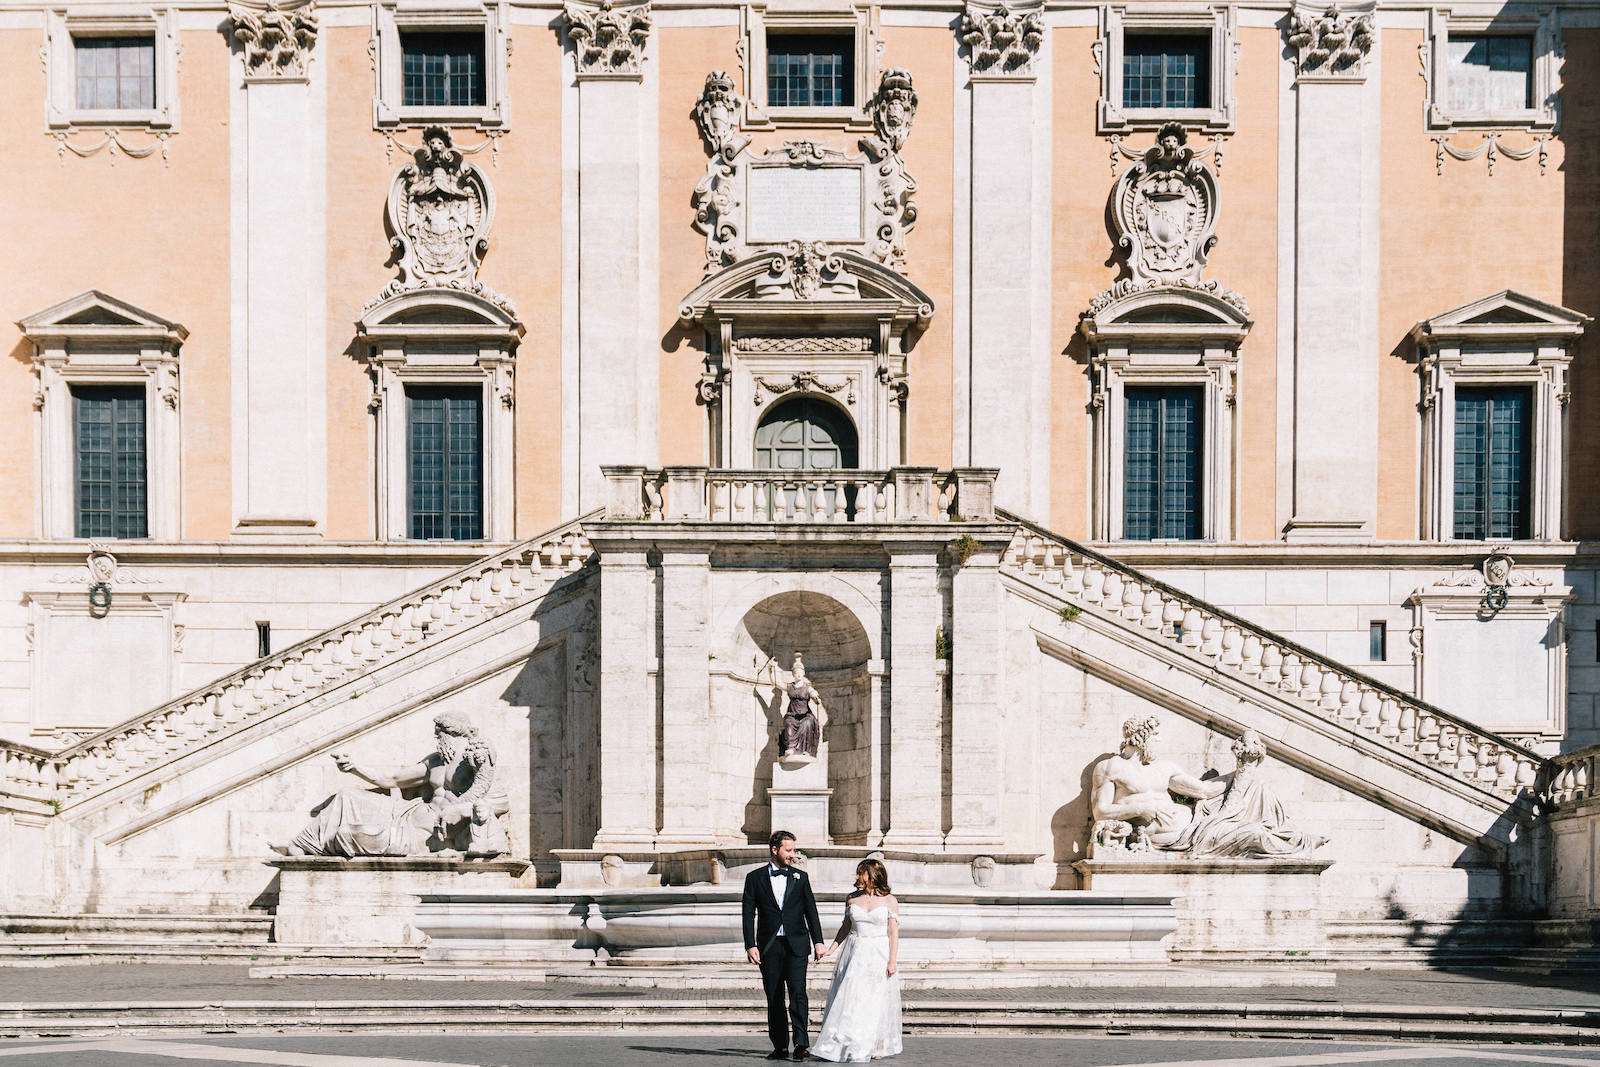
left=2, top=0, right=1600, bottom=964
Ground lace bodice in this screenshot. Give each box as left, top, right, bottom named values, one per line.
left=847, top=902, right=895, bottom=939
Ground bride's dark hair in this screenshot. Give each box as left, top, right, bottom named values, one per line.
left=854, top=858, right=891, bottom=895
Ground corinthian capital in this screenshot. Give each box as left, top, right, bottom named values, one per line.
left=230, top=0, right=318, bottom=79
left=960, top=0, right=1044, bottom=77
left=564, top=0, right=652, bottom=79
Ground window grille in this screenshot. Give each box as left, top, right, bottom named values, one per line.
left=767, top=33, right=853, bottom=108
left=1124, top=386, right=1202, bottom=541
left=402, top=32, right=486, bottom=107
left=1448, top=34, right=1533, bottom=113
left=1453, top=386, right=1530, bottom=541
left=407, top=386, right=483, bottom=541
left=73, top=386, right=148, bottom=539
left=1122, top=33, right=1209, bottom=110
left=75, top=36, right=154, bottom=110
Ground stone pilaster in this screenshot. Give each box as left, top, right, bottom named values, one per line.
left=592, top=547, right=658, bottom=848
left=945, top=546, right=1004, bottom=847
left=884, top=545, right=944, bottom=847
left=656, top=546, right=716, bottom=847
left=1283, top=3, right=1379, bottom=542
left=567, top=0, right=658, bottom=511
left=229, top=0, right=325, bottom=536
left=961, top=1, right=1050, bottom=514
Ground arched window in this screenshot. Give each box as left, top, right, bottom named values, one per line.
left=753, top=397, right=859, bottom=470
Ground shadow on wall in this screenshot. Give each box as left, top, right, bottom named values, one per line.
left=1048, top=751, right=1111, bottom=889
left=1565, top=28, right=1600, bottom=542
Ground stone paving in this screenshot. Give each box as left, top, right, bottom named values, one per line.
left=2, top=963, right=1600, bottom=1011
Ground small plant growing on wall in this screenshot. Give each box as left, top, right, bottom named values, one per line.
left=1059, top=605, right=1081, bottom=623
left=935, top=625, right=951, bottom=660
left=952, top=533, right=977, bottom=565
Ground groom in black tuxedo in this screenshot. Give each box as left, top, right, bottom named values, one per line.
left=743, top=829, right=825, bottom=1060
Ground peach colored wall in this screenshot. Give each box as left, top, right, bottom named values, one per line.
left=0, top=27, right=232, bottom=540
left=322, top=25, right=566, bottom=540
left=1376, top=28, right=1573, bottom=541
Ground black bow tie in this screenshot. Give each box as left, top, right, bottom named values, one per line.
left=774, top=868, right=793, bottom=878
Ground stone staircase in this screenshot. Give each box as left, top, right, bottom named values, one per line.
left=0, top=514, right=598, bottom=816
left=997, top=512, right=1544, bottom=822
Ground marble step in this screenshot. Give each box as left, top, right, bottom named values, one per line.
left=1, top=999, right=1597, bottom=1044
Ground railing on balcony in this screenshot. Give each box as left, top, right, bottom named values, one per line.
left=602, top=466, right=999, bottom=524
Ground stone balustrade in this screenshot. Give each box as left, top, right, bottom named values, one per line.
left=1543, top=745, right=1600, bottom=807
left=602, top=466, right=999, bottom=524
left=5, top=516, right=597, bottom=811
left=999, top=515, right=1544, bottom=803
left=0, top=741, right=57, bottom=811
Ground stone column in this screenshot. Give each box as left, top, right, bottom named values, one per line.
left=960, top=1, right=1050, bottom=514
left=566, top=0, right=658, bottom=511
left=592, top=546, right=657, bottom=848
left=1283, top=4, right=1379, bottom=542
left=884, top=544, right=945, bottom=847
left=228, top=1, right=325, bottom=536
left=945, top=544, right=1003, bottom=847
left=656, top=546, right=716, bottom=847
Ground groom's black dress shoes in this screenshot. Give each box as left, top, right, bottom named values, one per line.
left=790, top=1050, right=812, bottom=1061
left=765, top=1051, right=789, bottom=1060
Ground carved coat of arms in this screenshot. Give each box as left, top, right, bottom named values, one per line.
left=1111, top=123, right=1219, bottom=286
left=386, top=128, right=495, bottom=291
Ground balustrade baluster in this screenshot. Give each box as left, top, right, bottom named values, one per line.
left=1181, top=608, right=1203, bottom=648
left=1220, top=626, right=1243, bottom=666
left=1259, top=645, right=1282, bottom=684
left=1102, top=571, right=1124, bottom=613
left=1081, top=564, right=1105, bottom=605
left=1063, top=553, right=1083, bottom=594
left=1357, top=688, right=1379, bottom=728
left=1200, top=617, right=1223, bottom=658
left=1239, top=634, right=1264, bottom=675
left=1121, top=581, right=1144, bottom=622
left=1278, top=653, right=1301, bottom=694
left=1378, top=698, right=1399, bottom=738
left=1336, top=680, right=1359, bottom=720
left=1140, top=590, right=1163, bottom=629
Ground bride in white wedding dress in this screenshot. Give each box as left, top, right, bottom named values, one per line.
left=811, top=859, right=902, bottom=1062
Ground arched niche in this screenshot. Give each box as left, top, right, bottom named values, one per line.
left=677, top=248, right=934, bottom=470
left=356, top=287, right=524, bottom=541
left=717, top=590, right=877, bottom=846
left=1080, top=283, right=1252, bottom=542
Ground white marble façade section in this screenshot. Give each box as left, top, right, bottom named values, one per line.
left=229, top=48, right=327, bottom=536
left=0, top=552, right=475, bottom=743
left=1130, top=559, right=1600, bottom=750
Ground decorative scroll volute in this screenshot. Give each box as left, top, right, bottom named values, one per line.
left=230, top=0, right=318, bottom=79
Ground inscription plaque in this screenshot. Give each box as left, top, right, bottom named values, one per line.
left=747, top=166, right=864, bottom=243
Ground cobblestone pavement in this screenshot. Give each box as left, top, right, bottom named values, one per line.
left=4, top=1035, right=1600, bottom=1067
left=2, top=964, right=1600, bottom=1010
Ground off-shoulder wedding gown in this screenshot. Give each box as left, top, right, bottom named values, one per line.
left=811, top=902, right=903, bottom=1062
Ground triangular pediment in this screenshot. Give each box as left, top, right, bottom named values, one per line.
left=1415, top=290, right=1590, bottom=335
left=18, top=290, right=187, bottom=338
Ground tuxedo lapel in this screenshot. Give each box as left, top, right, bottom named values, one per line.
left=759, top=866, right=781, bottom=913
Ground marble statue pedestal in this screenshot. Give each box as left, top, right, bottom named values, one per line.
left=768, top=759, right=831, bottom=843
left=1073, top=856, right=1333, bottom=959
left=268, top=856, right=531, bottom=948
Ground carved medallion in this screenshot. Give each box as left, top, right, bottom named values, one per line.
left=1112, top=123, right=1219, bottom=287
left=371, top=128, right=513, bottom=316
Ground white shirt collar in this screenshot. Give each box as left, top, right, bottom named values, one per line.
left=769, top=863, right=788, bottom=876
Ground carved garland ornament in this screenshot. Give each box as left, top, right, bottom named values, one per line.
left=230, top=0, right=318, bottom=79
left=564, top=0, right=652, bottom=77
left=751, top=372, right=856, bottom=407
left=960, top=0, right=1045, bottom=76
left=367, top=128, right=514, bottom=316
left=1286, top=4, right=1375, bottom=79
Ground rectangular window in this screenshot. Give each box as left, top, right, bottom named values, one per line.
left=256, top=621, right=272, bottom=660
left=1124, top=386, right=1202, bottom=541
left=1448, top=34, right=1533, bottom=113
left=767, top=33, right=854, bottom=108
left=401, top=32, right=486, bottom=108
left=1122, top=33, right=1209, bottom=110
left=73, top=386, right=148, bottom=539
left=75, top=36, right=154, bottom=111
left=1369, top=621, right=1387, bottom=662
left=407, top=386, right=483, bottom=541
left=1454, top=386, right=1531, bottom=541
